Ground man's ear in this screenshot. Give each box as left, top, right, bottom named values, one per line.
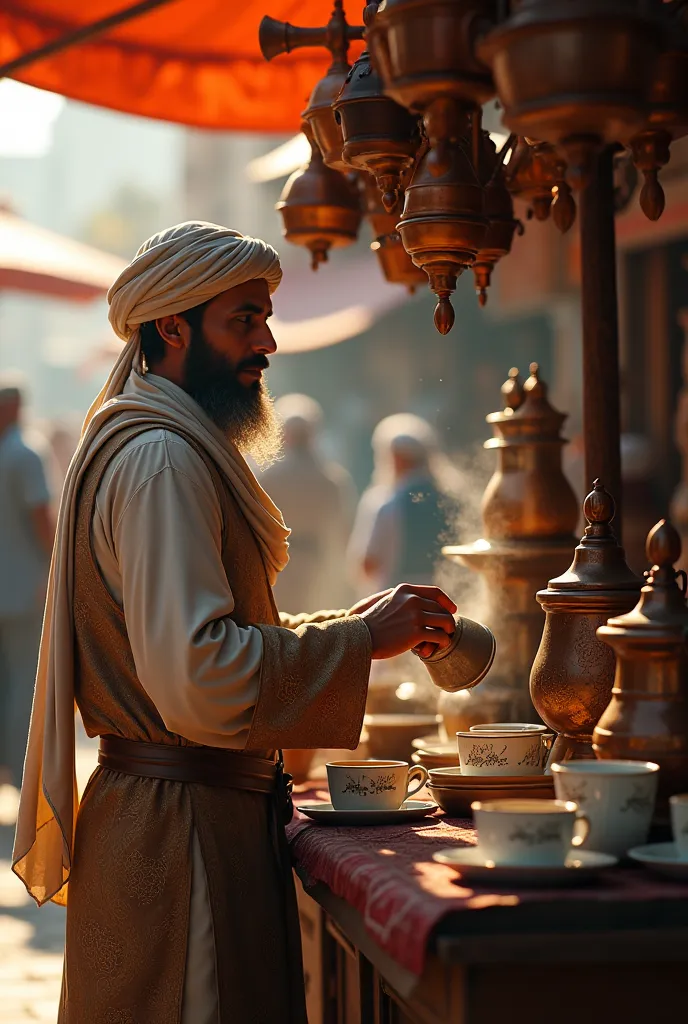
left=154, top=314, right=191, bottom=351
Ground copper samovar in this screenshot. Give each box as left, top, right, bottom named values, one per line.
left=443, top=363, right=578, bottom=719
left=530, top=481, right=641, bottom=763
left=595, top=519, right=688, bottom=821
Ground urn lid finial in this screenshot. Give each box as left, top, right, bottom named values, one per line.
left=501, top=366, right=523, bottom=411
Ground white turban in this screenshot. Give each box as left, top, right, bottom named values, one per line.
left=84, top=221, right=282, bottom=430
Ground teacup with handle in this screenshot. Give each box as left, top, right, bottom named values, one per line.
left=326, top=760, right=429, bottom=811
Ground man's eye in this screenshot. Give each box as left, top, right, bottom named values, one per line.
left=236, top=315, right=251, bottom=324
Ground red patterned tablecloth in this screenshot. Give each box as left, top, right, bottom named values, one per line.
left=286, top=783, right=688, bottom=976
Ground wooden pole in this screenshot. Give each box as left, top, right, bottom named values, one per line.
left=579, top=145, right=623, bottom=536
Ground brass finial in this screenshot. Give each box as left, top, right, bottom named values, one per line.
left=523, top=361, right=547, bottom=400
left=647, top=519, right=682, bottom=581
left=501, top=367, right=523, bottom=411
left=583, top=479, right=616, bottom=530
left=551, top=181, right=576, bottom=233
left=434, top=294, right=455, bottom=335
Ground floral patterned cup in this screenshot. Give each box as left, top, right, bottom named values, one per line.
left=551, top=760, right=659, bottom=857
left=457, top=730, right=548, bottom=776
left=326, top=760, right=429, bottom=810
left=472, top=799, right=590, bottom=866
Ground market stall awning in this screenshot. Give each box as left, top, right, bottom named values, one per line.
left=0, top=204, right=126, bottom=300
left=0, top=1, right=362, bottom=132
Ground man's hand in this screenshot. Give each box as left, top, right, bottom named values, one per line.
left=347, top=589, right=394, bottom=617
left=359, top=583, right=457, bottom=660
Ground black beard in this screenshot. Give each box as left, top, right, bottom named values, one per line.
left=182, top=328, right=282, bottom=466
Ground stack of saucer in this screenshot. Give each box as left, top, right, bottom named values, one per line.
left=427, top=766, right=554, bottom=816
left=411, top=739, right=458, bottom=771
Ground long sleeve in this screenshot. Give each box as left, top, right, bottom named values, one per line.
left=92, top=430, right=263, bottom=749
left=279, top=610, right=347, bottom=629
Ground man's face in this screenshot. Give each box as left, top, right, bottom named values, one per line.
left=179, top=279, right=282, bottom=464
left=196, top=278, right=277, bottom=389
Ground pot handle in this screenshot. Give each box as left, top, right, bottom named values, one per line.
left=406, top=765, right=429, bottom=800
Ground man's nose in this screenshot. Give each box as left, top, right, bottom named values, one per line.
left=253, top=323, right=277, bottom=355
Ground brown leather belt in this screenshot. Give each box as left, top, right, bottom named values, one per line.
left=98, top=735, right=279, bottom=794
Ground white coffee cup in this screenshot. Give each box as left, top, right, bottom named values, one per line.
left=670, top=794, right=688, bottom=860
left=551, top=760, right=659, bottom=857
left=457, top=730, right=548, bottom=776
left=326, top=760, right=429, bottom=811
left=472, top=798, right=590, bottom=867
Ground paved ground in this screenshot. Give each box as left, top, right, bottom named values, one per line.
left=0, top=735, right=97, bottom=1023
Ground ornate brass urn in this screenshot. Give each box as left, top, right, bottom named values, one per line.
left=333, top=42, right=420, bottom=213
left=259, top=3, right=365, bottom=172
left=595, top=520, right=688, bottom=821
left=443, top=364, right=578, bottom=719
left=397, top=123, right=487, bottom=333
left=367, top=0, right=495, bottom=176
left=530, top=481, right=641, bottom=764
left=362, top=173, right=427, bottom=291
left=477, top=0, right=663, bottom=188
left=275, top=122, right=362, bottom=270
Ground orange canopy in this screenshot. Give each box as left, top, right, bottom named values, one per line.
left=0, top=1, right=364, bottom=132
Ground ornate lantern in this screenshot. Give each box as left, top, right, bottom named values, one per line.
left=367, top=0, right=494, bottom=177
left=629, top=2, right=688, bottom=221
left=362, top=173, right=427, bottom=291
left=473, top=133, right=523, bottom=306
left=478, top=0, right=664, bottom=188
left=595, top=519, right=688, bottom=821
left=530, top=481, right=641, bottom=763
left=259, top=4, right=365, bottom=172
left=397, top=117, right=488, bottom=333
left=333, top=41, right=420, bottom=213
left=275, top=122, right=362, bottom=270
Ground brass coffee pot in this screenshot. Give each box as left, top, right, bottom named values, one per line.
left=595, top=519, right=688, bottom=820
left=530, top=481, right=641, bottom=763
left=416, top=615, right=496, bottom=694
left=275, top=122, right=362, bottom=270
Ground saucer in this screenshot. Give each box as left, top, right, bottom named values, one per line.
left=296, top=799, right=438, bottom=826
left=433, top=846, right=617, bottom=886
left=427, top=781, right=554, bottom=817
left=628, top=842, right=688, bottom=879
left=429, top=766, right=554, bottom=788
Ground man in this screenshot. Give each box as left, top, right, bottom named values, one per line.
left=13, top=223, right=457, bottom=1024
left=349, top=413, right=461, bottom=593
left=0, top=377, right=53, bottom=788
left=261, top=393, right=356, bottom=612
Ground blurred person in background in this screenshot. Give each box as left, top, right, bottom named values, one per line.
left=349, top=413, right=462, bottom=595
left=261, top=394, right=356, bottom=611
left=0, top=376, right=53, bottom=788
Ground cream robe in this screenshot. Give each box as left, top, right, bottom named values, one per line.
left=89, top=376, right=357, bottom=1023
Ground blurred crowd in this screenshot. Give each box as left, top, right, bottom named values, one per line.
left=0, top=379, right=463, bottom=789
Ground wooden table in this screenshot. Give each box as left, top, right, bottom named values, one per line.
left=289, top=809, right=688, bottom=1024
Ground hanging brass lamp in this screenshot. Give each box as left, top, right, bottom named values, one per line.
left=332, top=4, right=420, bottom=214
left=506, top=138, right=576, bottom=232
left=367, top=0, right=495, bottom=177
left=275, top=122, right=362, bottom=270
left=259, top=3, right=365, bottom=172
left=478, top=0, right=664, bottom=189
left=472, top=133, right=522, bottom=307
left=629, top=2, right=688, bottom=222
left=362, top=173, right=427, bottom=292
left=397, top=114, right=488, bottom=334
